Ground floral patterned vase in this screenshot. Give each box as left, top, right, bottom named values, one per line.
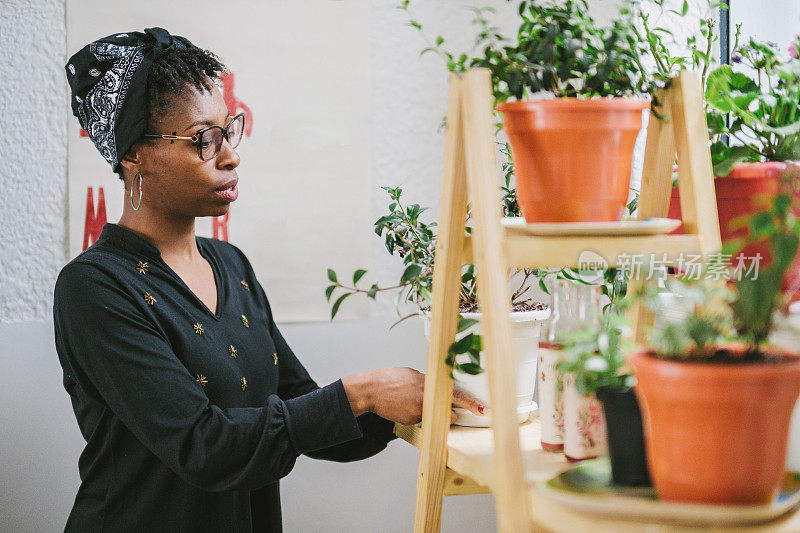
left=537, top=344, right=565, bottom=451
left=563, top=373, right=607, bottom=462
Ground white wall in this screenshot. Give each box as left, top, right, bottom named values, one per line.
left=731, top=0, right=800, bottom=54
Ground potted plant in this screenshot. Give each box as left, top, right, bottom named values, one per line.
left=325, top=186, right=550, bottom=427
left=398, top=0, right=711, bottom=224
left=631, top=164, right=800, bottom=504
left=669, top=31, right=800, bottom=296
left=491, top=0, right=651, bottom=223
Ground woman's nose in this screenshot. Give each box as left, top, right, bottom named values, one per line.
left=217, top=138, right=241, bottom=170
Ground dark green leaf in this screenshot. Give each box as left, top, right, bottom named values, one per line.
left=353, top=269, right=367, bottom=285
left=457, top=318, right=479, bottom=333
left=456, top=362, right=483, bottom=375
left=401, top=263, right=424, bottom=283
left=330, top=293, right=352, bottom=320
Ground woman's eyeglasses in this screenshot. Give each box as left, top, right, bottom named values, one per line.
left=143, top=112, right=245, bottom=161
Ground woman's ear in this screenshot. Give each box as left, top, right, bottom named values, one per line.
left=118, top=146, right=143, bottom=188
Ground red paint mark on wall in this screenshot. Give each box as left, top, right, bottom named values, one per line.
left=83, top=187, right=107, bottom=250
left=212, top=212, right=230, bottom=242
left=221, top=72, right=253, bottom=137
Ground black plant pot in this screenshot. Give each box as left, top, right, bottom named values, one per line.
left=596, top=385, right=651, bottom=487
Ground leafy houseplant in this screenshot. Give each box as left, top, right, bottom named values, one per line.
left=326, top=185, right=549, bottom=379
left=631, top=164, right=800, bottom=504
left=477, top=0, right=652, bottom=223
left=707, top=30, right=800, bottom=174
left=669, top=31, right=800, bottom=297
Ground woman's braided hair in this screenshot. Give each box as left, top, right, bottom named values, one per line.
left=117, top=47, right=227, bottom=181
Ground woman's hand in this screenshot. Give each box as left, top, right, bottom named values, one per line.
left=342, top=367, right=485, bottom=425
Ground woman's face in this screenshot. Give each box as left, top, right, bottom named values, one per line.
left=124, top=80, right=241, bottom=219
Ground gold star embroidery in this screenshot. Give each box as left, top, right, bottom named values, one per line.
left=193, top=323, right=204, bottom=335
left=196, top=374, right=208, bottom=387
left=240, top=314, right=249, bottom=328
left=229, top=345, right=238, bottom=358
left=272, top=353, right=278, bottom=365
left=240, top=280, right=250, bottom=291
left=136, top=261, right=149, bottom=274
left=241, top=377, right=248, bottom=391
left=143, top=292, right=156, bottom=305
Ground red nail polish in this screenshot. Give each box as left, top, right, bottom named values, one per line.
left=478, top=404, right=486, bottom=415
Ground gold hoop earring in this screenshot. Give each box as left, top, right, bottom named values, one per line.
left=131, top=171, right=143, bottom=211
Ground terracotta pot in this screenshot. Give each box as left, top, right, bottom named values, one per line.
left=629, top=348, right=800, bottom=504
left=498, top=98, right=648, bottom=223
left=668, top=162, right=800, bottom=299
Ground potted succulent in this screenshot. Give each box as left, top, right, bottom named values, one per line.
left=631, top=164, right=800, bottom=504
left=669, top=31, right=800, bottom=296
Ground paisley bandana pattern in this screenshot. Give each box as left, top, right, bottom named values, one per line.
left=65, top=28, right=195, bottom=171
left=77, top=43, right=145, bottom=167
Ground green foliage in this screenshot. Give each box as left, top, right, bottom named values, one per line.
left=556, top=313, right=635, bottom=395
left=707, top=30, right=800, bottom=173
left=446, top=317, right=484, bottom=377
left=728, top=170, right=800, bottom=346
left=639, top=166, right=800, bottom=358
left=639, top=274, right=736, bottom=358
left=398, top=0, right=717, bottom=107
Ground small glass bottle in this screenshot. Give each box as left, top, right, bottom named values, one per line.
left=537, top=278, right=575, bottom=451
left=563, top=284, right=608, bottom=462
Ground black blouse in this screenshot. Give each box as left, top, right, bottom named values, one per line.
left=53, top=222, right=396, bottom=532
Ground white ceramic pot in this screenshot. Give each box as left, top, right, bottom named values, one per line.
left=422, top=308, right=551, bottom=427
left=562, top=373, right=607, bottom=462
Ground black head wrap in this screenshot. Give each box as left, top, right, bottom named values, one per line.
left=65, top=28, right=195, bottom=172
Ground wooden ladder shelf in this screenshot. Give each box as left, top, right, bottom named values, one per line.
left=395, top=68, right=725, bottom=532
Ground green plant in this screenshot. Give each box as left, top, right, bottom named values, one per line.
left=398, top=0, right=718, bottom=104
left=706, top=30, right=800, bottom=175
left=556, top=313, right=635, bottom=395
left=325, top=186, right=542, bottom=320
left=639, top=164, right=800, bottom=358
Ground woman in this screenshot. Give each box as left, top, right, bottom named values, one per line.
left=55, top=28, right=483, bottom=532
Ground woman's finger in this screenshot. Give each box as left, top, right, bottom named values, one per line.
left=452, top=388, right=485, bottom=416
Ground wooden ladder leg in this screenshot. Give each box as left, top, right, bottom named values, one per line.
left=670, top=71, right=721, bottom=256
left=461, top=69, right=532, bottom=533
left=628, top=88, right=676, bottom=344
left=414, top=73, right=470, bottom=533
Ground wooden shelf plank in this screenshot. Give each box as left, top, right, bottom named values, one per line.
left=503, top=233, right=705, bottom=269
left=396, top=418, right=800, bottom=531
left=462, top=232, right=709, bottom=268
left=528, top=489, right=800, bottom=532
left=395, top=415, right=570, bottom=491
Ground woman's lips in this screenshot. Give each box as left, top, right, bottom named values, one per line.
left=215, top=184, right=238, bottom=202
